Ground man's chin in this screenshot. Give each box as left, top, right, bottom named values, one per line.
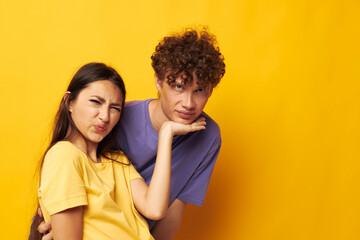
left=174, top=117, right=196, bottom=125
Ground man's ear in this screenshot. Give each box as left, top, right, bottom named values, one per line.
left=155, top=77, right=163, bottom=93
left=208, top=87, right=213, bottom=97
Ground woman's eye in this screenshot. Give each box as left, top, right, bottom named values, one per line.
left=111, top=107, right=121, bottom=112
left=197, top=89, right=205, bottom=93
left=175, top=85, right=183, bottom=90
left=90, top=99, right=101, bottom=104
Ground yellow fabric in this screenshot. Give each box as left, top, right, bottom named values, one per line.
left=38, top=141, right=154, bottom=240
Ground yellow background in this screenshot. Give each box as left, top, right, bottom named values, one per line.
left=1, top=0, right=359, bottom=239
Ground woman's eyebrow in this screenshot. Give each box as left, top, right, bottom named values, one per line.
left=91, top=95, right=105, bottom=102
left=111, top=102, right=122, bottom=107
left=91, top=95, right=121, bottom=106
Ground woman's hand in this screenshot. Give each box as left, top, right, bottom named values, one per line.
left=161, top=117, right=206, bottom=137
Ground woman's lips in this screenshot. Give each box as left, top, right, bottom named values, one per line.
left=94, top=125, right=106, bottom=132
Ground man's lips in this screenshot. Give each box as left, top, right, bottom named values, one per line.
left=176, top=110, right=195, bottom=119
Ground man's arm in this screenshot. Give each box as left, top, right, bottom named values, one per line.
left=37, top=220, right=52, bottom=240
left=150, top=199, right=187, bottom=240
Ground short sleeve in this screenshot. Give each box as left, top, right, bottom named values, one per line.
left=129, top=163, right=143, bottom=181
left=38, top=142, right=88, bottom=216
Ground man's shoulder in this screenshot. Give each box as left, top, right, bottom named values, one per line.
left=200, top=112, right=221, bottom=137
left=124, top=99, right=152, bottom=109
left=176, top=112, right=221, bottom=151
left=119, top=99, right=152, bottom=130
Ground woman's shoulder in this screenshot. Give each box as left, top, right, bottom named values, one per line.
left=41, top=142, right=86, bottom=185
left=45, top=141, right=83, bottom=163
left=48, top=141, right=80, bottom=153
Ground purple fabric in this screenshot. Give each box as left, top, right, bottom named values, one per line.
left=117, top=99, right=221, bottom=229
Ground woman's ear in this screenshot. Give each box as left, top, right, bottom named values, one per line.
left=63, top=91, right=72, bottom=113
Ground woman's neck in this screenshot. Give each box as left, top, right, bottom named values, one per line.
left=68, top=133, right=100, bottom=163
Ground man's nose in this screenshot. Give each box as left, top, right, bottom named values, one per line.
left=182, top=92, right=195, bottom=109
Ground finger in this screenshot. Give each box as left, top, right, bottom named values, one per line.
left=196, top=120, right=206, bottom=126
left=191, top=120, right=206, bottom=127
left=190, top=122, right=206, bottom=132
left=38, top=221, right=52, bottom=234
left=193, top=125, right=206, bottom=131
left=38, top=207, right=43, bottom=218
left=195, top=117, right=206, bottom=123
left=42, top=231, right=53, bottom=240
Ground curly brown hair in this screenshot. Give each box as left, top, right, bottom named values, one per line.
left=151, top=27, right=225, bottom=89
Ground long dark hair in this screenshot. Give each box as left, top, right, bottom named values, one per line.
left=29, top=62, right=126, bottom=240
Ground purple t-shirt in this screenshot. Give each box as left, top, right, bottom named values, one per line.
left=117, top=99, right=221, bottom=228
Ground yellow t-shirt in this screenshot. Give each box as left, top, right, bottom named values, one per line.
left=38, top=141, right=154, bottom=240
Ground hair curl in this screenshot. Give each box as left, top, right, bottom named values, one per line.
left=151, top=27, right=225, bottom=88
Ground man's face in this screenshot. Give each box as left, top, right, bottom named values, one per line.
left=156, top=76, right=213, bottom=125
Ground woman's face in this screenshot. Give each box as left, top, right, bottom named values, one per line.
left=69, top=80, right=123, bottom=146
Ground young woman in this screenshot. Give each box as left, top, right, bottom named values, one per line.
left=29, top=62, right=206, bottom=240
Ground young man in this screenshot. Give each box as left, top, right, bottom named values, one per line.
left=36, top=28, right=225, bottom=240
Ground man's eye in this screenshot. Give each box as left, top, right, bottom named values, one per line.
left=197, top=89, right=205, bottom=93
left=90, top=99, right=101, bottom=104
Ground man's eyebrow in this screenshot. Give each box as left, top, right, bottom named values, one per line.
left=91, top=95, right=122, bottom=107
left=172, top=81, right=185, bottom=86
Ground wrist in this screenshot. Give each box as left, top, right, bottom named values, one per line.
left=159, top=121, right=174, bottom=138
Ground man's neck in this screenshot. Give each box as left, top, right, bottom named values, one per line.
left=148, top=99, right=167, bottom=133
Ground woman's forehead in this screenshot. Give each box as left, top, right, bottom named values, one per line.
left=79, top=80, right=123, bottom=100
